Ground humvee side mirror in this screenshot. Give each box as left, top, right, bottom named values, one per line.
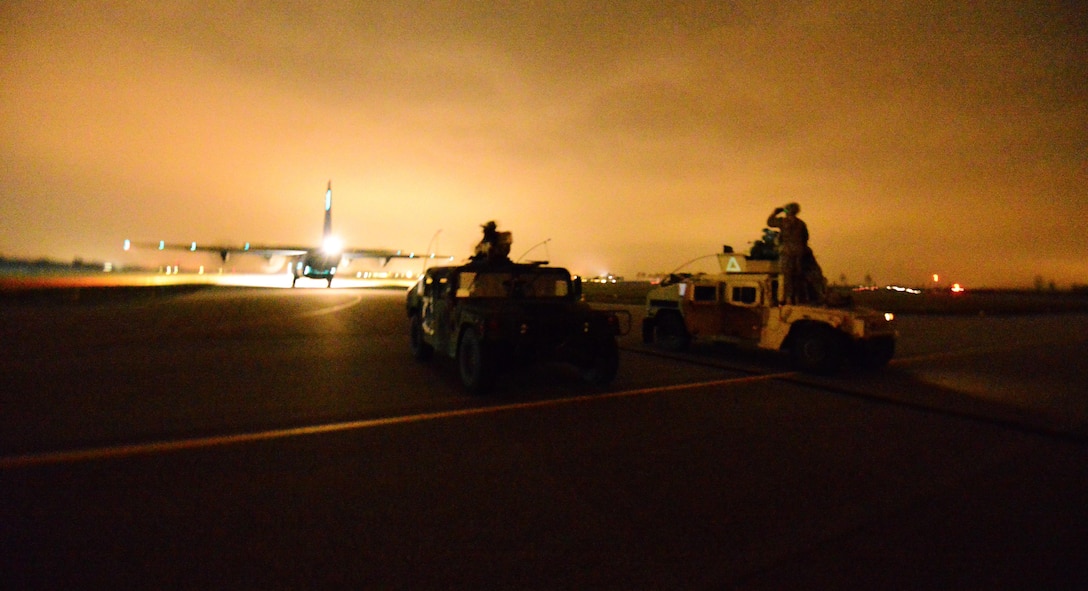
left=572, top=276, right=582, bottom=299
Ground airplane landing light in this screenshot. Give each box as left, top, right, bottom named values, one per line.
left=322, top=236, right=343, bottom=254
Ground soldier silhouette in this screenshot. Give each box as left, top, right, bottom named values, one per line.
left=472, top=220, right=512, bottom=263
left=766, top=202, right=809, bottom=304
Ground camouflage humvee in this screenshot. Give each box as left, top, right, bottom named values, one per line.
left=407, top=260, right=626, bottom=393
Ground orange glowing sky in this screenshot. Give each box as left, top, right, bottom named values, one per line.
left=2, top=1, right=1085, bottom=287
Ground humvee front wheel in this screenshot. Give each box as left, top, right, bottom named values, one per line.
left=458, top=327, right=496, bottom=394
left=654, top=312, right=690, bottom=352
left=579, top=337, right=619, bottom=387
left=790, top=326, right=845, bottom=373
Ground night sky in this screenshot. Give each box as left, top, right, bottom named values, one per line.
left=3, top=1, right=1085, bottom=287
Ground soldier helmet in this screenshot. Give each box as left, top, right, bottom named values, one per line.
left=784, top=202, right=800, bottom=215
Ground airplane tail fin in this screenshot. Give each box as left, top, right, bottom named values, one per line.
left=323, top=180, right=333, bottom=240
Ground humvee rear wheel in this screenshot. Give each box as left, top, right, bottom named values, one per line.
left=654, top=312, right=690, bottom=352
left=409, top=313, right=433, bottom=361
left=791, top=326, right=845, bottom=373
left=458, top=327, right=496, bottom=394
left=579, top=337, right=619, bottom=387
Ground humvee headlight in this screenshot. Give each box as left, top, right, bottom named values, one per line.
left=884, top=313, right=895, bottom=322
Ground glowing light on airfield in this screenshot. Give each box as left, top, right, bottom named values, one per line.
left=322, top=236, right=343, bottom=254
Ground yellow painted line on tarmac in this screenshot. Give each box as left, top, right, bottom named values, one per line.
left=0, top=372, right=793, bottom=470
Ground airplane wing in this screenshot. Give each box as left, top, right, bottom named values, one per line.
left=123, top=240, right=309, bottom=259
left=124, top=240, right=455, bottom=263
left=341, top=248, right=456, bottom=263
left=230, top=244, right=310, bottom=257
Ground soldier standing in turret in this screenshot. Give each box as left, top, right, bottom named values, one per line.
left=767, top=202, right=809, bottom=304
left=472, top=220, right=512, bottom=263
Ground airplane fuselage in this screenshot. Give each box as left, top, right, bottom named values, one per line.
left=292, top=251, right=340, bottom=288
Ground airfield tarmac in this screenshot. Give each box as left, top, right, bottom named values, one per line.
left=2, top=283, right=1086, bottom=589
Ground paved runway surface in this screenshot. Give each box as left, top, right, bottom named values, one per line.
left=3, top=286, right=1087, bottom=589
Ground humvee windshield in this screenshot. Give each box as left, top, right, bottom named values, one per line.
left=456, top=270, right=570, bottom=299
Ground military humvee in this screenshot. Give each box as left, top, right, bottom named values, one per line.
left=406, top=260, right=626, bottom=393
left=642, top=252, right=897, bottom=373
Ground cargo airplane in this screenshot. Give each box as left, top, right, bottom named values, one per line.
left=124, top=181, right=453, bottom=287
